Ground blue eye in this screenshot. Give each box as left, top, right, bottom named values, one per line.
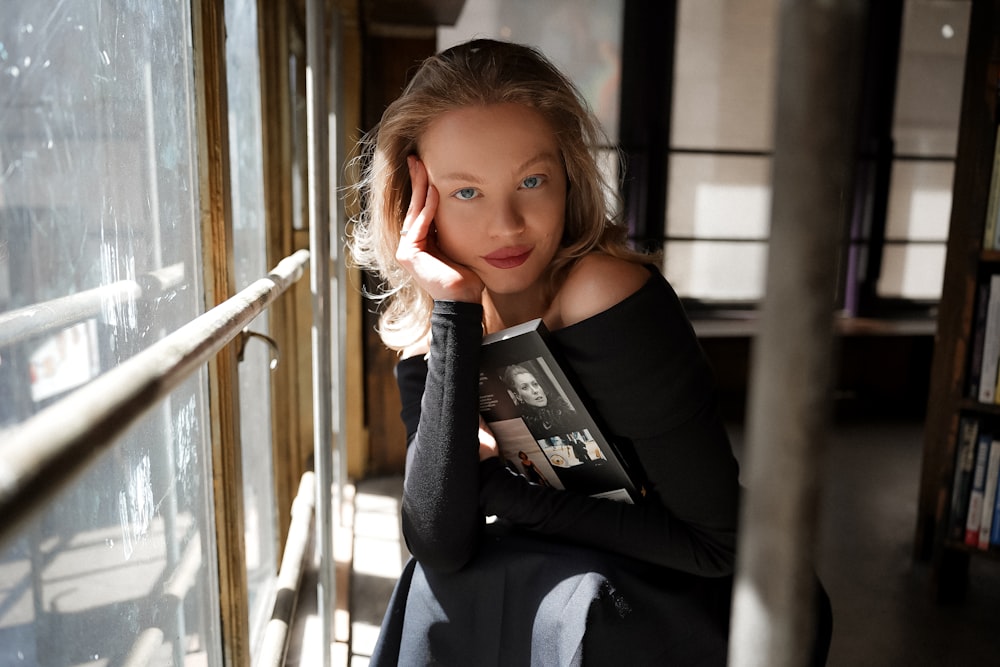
left=521, top=175, right=544, bottom=189
left=453, top=187, right=478, bottom=201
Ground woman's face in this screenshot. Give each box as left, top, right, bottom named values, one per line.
left=417, top=103, right=567, bottom=300
left=512, top=371, right=548, bottom=407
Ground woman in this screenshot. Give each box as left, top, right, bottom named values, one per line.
left=349, top=38, right=830, bottom=666
left=516, top=450, right=551, bottom=487
left=503, top=362, right=574, bottom=435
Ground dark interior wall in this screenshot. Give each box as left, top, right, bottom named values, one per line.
left=701, top=333, right=935, bottom=423
left=359, top=34, right=437, bottom=476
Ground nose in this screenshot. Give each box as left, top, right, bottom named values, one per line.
left=488, top=196, right=525, bottom=237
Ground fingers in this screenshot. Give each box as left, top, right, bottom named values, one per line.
left=478, top=416, right=499, bottom=461
left=396, top=156, right=443, bottom=283
left=395, top=156, right=484, bottom=303
left=402, top=155, right=425, bottom=233
left=401, top=156, right=435, bottom=243
left=413, top=180, right=438, bottom=241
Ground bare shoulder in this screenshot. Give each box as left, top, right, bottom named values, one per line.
left=552, top=254, right=651, bottom=329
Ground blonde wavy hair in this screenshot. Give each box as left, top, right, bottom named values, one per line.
left=347, top=39, right=650, bottom=351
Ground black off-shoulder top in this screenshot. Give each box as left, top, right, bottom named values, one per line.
left=395, top=266, right=742, bottom=577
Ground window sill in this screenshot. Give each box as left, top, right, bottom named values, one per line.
left=691, top=314, right=937, bottom=338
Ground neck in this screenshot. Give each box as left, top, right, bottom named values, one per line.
left=483, top=289, right=549, bottom=333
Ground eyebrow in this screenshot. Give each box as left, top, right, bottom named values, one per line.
left=437, top=151, right=560, bottom=184
left=515, top=151, right=560, bottom=175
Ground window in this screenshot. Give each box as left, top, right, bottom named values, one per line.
left=875, top=0, right=969, bottom=303
left=1, top=0, right=333, bottom=662
left=666, top=0, right=778, bottom=305
left=0, top=1, right=225, bottom=664
left=628, top=0, right=970, bottom=314
left=224, top=0, right=280, bottom=652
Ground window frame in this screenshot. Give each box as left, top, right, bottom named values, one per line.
left=619, top=0, right=967, bottom=319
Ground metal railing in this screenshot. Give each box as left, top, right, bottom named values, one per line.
left=0, top=263, right=186, bottom=348
left=256, top=471, right=317, bottom=667
left=0, top=248, right=310, bottom=547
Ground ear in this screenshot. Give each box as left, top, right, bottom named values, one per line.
left=507, top=389, right=521, bottom=405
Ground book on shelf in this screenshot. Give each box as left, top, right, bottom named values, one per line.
left=990, top=439, right=1000, bottom=546
left=979, top=438, right=1000, bottom=549
left=965, top=430, right=993, bottom=548
left=948, top=416, right=981, bottom=541
left=994, top=328, right=1000, bottom=407
left=984, top=129, right=1000, bottom=251
left=977, top=274, right=1000, bottom=404
left=478, top=318, right=646, bottom=504
left=967, top=280, right=991, bottom=399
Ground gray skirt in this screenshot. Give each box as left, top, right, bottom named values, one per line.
left=369, top=528, right=741, bottom=667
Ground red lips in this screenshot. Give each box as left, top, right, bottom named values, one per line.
left=483, top=246, right=533, bottom=269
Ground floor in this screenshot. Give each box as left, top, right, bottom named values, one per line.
left=342, top=417, right=1000, bottom=666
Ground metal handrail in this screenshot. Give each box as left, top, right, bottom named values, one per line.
left=0, top=249, right=310, bottom=547
left=255, top=471, right=316, bottom=667
left=122, top=530, right=204, bottom=667
left=0, top=263, right=186, bottom=348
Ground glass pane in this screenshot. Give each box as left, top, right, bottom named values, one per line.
left=438, top=0, right=624, bottom=142
left=671, top=0, right=778, bottom=151
left=289, top=51, right=308, bottom=231
left=0, top=1, right=222, bottom=664
left=224, top=0, right=279, bottom=652
left=664, top=241, right=768, bottom=302
left=876, top=243, right=947, bottom=299
left=667, top=154, right=772, bottom=239
left=884, top=160, right=953, bottom=241
left=892, top=0, right=971, bottom=156
left=0, top=377, right=219, bottom=666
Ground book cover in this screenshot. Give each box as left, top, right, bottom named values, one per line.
left=965, top=431, right=993, bottom=548
left=478, top=318, right=645, bottom=504
left=977, top=274, right=1000, bottom=404
left=978, top=438, right=1000, bottom=549
left=948, top=416, right=980, bottom=541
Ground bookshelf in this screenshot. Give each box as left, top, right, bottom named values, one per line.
left=915, top=0, right=1000, bottom=602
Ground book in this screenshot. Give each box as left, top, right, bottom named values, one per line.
left=990, top=438, right=1000, bottom=546
left=948, top=416, right=980, bottom=541
left=977, top=274, right=1000, bottom=404
left=965, top=431, right=993, bottom=548
left=983, top=129, right=1000, bottom=250
left=994, top=329, right=1000, bottom=407
left=967, top=280, right=991, bottom=399
left=978, top=438, right=1000, bottom=549
left=478, top=318, right=646, bottom=504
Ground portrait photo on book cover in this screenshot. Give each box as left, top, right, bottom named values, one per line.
left=496, top=357, right=578, bottom=436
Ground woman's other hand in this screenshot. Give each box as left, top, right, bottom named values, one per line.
left=396, top=156, right=484, bottom=303
left=478, top=416, right=499, bottom=461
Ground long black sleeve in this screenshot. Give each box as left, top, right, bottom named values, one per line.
left=477, top=401, right=739, bottom=576
left=398, top=300, right=485, bottom=573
